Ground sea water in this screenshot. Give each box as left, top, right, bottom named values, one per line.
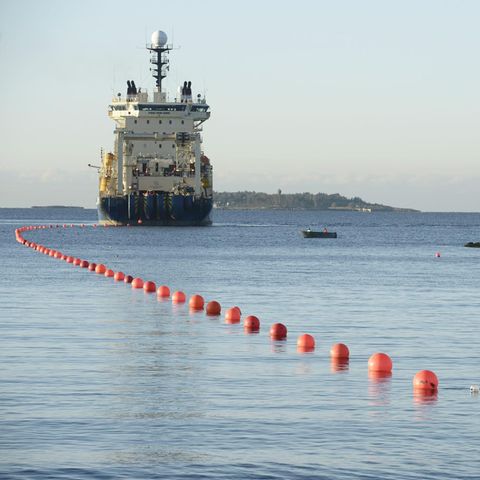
left=1, top=208, right=479, bottom=479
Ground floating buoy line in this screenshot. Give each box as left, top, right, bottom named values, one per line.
left=15, top=222, right=459, bottom=398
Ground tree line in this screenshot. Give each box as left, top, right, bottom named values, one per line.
left=213, top=191, right=415, bottom=211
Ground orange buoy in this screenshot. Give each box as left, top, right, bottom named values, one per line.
left=105, top=269, right=115, bottom=277
left=49, top=250, right=56, bottom=257
left=270, top=323, right=287, bottom=340
left=297, top=333, right=315, bottom=351
left=172, top=291, right=186, bottom=303
left=138, top=219, right=143, bottom=225
left=124, top=275, right=133, bottom=284
left=80, top=260, right=89, bottom=268
left=206, top=300, right=221, bottom=315
left=114, top=271, right=125, bottom=281
left=189, top=294, right=205, bottom=310
left=95, top=264, right=106, bottom=274
left=244, top=315, right=260, bottom=332
left=131, top=277, right=144, bottom=289
left=413, top=370, right=439, bottom=391
left=73, top=258, right=82, bottom=266
left=225, top=307, right=241, bottom=323
left=232, top=306, right=242, bottom=315
left=157, top=285, right=171, bottom=298
left=44, top=248, right=51, bottom=255
left=143, top=280, right=156, bottom=293
left=88, top=262, right=97, bottom=271
left=54, top=251, right=63, bottom=259
left=66, top=256, right=74, bottom=263
left=435, top=252, right=441, bottom=258
left=330, top=343, right=350, bottom=359
left=368, top=352, right=393, bottom=373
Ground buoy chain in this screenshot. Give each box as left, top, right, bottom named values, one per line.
left=15, top=223, right=441, bottom=394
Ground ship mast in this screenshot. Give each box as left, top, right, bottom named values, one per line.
left=148, top=30, right=172, bottom=93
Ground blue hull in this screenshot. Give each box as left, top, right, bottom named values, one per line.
left=98, top=193, right=212, bottom=226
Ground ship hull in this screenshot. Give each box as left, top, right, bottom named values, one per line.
left=98, top=193, right=212, bottom=226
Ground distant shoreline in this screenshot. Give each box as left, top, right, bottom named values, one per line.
left=213, top=191, right=419, bottom=213
left=31, top=206, right=85, bottom=209
left=212, top=206, right=416, bottom=212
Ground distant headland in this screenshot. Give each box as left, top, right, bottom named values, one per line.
left=31, top=206, right=85, bottom=209
left=213, top=191, right=418, bottom=212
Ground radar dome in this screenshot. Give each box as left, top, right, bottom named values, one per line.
left=151, top=30, right=168, bottom=48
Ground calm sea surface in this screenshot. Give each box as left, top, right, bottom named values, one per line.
left=1, top=208, right=480, bottom=479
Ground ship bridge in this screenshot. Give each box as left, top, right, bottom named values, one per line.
left=109, top=97, right=210, bottom=122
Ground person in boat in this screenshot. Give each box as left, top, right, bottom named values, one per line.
left=323, top=227, right=328, bottom=233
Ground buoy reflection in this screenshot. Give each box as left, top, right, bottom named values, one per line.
left=368, top=370, right=392, bottom=406
left=330, top=358, right=349, bottom=373
left=413, top=389, right=438, bottom=405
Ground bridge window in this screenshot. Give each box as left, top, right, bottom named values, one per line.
left=138, top=104, right=186, bottom=112
left=190, top=106, right=209, bottom=112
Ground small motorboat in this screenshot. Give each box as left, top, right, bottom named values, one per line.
left=301, top=229, right=337, bottom=238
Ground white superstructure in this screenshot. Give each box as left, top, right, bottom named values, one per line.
left=99, top=31, right=212, bottom=201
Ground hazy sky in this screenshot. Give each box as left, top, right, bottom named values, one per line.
left=1, top=0, right=479, bottom=211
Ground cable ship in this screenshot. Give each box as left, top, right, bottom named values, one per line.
left=97, top=30, right=213, bottom=226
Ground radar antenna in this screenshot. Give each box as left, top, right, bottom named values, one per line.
left=148, top=30, right=172, bottom=93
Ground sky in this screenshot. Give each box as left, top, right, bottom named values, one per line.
left=0, top=0, right=479, bottom=211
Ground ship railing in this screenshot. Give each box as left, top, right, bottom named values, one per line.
left=136, top=171, right=197, bottom=179
left=111, top=94, right=147, bottom=103
left=111, top=91, right=165, bottom=103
